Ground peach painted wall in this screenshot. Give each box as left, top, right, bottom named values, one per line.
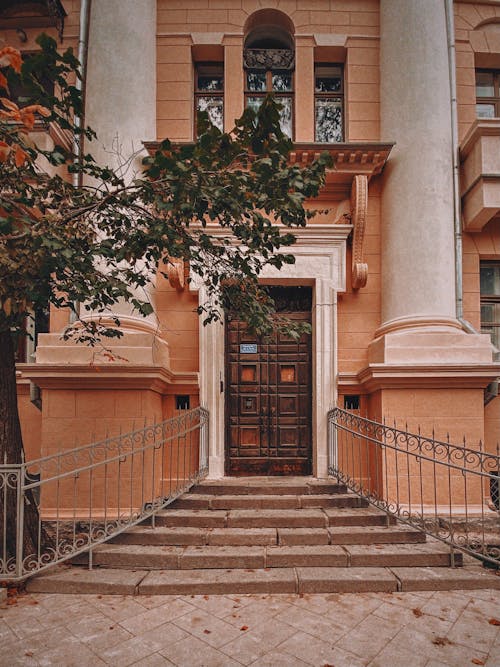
left=155, top=0, right=382, bottom=381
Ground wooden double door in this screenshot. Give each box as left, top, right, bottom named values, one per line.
left=225, top=287, right=312, bottom=476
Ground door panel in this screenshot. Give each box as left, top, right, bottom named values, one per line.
left=225, top=289, right=312, bottom=476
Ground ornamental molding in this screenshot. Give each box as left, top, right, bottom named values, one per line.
left=350, top=174, right=368, bottom=289
left=165, top=257, right=185, bottom=290
left=243, top=48, right=294, bottom=70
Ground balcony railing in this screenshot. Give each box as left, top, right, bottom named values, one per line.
left=0, top=407, right=209, bottom=581
left=328, top=407, right=500, bottom=567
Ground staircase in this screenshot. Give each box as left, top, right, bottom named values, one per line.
left=26, top=477, right=500, bottom=595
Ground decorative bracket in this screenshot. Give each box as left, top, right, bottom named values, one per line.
left=351, top=174, right=369, bottom=289
left=166, top=257, right=185, bottom=290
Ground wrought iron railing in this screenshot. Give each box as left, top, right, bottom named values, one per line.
left=328, top=407, right=500, bottom=567
left=0, top=407, right=209, bottom=581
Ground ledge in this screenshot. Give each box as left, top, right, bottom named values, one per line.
left=143, top=141, right=394, bottom=198
left=338, top=363, right=500, bottom=393
left=18, top=364, right=199, bottom=393
left=460, top=119, right=500, bottom=231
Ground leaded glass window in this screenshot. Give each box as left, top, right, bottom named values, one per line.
left=480, top=262, right=500, bottom=354
left=195, top=63, right=224, bottom=134
left=244, top=57, right=294, bottom=138
left=315, top=65, right=344, bottom=143
left=476, top=70, right=500, bottom=119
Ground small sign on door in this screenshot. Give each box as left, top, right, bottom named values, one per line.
left=240, top=343, right=258, bottom=354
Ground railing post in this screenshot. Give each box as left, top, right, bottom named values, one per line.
left=327, top=411, right=337, bottom=475
left=15, top=464, right=24, bottom=579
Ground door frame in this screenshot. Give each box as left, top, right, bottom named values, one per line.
left=192, top=223, right=351, bottom=479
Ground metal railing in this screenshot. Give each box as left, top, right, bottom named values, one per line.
left=0, top=407, right=209, bottom=581
left=328, top=406, right=500, bottom=567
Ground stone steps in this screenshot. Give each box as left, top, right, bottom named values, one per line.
left=190, top=479, right=347, bottom=496
left=171, top=492, right=363, bottom=510
left=26, top=563, right=500, bottom=596
left=80, top=541, right=460, bottom=570
left=25, top=476, right=500, bottom=595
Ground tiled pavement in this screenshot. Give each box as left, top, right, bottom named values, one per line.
left=1, top=588, right=500, bottom=666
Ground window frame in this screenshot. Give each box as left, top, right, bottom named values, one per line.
left=314, top=63, right=345, bottom=143
left=480, top=261, right=500, bottom=356
left=244, top=66, right=295, bottom=139
left=194, top=61, right=224, bottom=137
left=475, top=68, right=500, bottom=119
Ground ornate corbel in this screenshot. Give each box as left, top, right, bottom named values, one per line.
left=166, top=257, right=185, bottom=290
left=350, top=174, right=369, bottom=289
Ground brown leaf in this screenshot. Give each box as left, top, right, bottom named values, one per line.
left=203, top=629, right=211, bottom=635
left=24, top=651, right=34, bottom=657
left=488, top=618, right=500, bottom=626
left=432, top=636, right=451, bottom=646
left=240, top=625, right=248, bottom=631
left=471, top=659, right=485, bottom=665
left=412, top=608, right=423, bottom=617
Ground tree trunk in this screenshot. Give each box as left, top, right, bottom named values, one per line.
left=0, top=329, right=44, bottom=573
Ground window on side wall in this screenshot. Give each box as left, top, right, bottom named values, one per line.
left=476, top=69, right=500, bottom=118
left=315, top=64, right=344, bottom=143
left=194, top=63, right=224, bottom=135
left=480, top=262, right=500, bottom=356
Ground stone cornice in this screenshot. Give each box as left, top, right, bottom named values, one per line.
left=460, top=119, right=500, bottom=160
left=18, top=364, right=199, bottom=392
left=338, top=364, right=500, bottom=392
left=143, top=141, right=394, bottom=190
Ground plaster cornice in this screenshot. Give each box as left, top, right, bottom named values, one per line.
left=339, top=364, right=500, bottom=392
left=18, top=364, right=199, bottom=392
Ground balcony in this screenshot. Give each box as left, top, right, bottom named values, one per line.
left=460, top=119, right=500, bottom=232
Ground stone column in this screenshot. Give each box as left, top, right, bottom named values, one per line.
left=83, top=0, right=165, bottom=351
left=86, top=0, right=156, bottom=174
left=223, top=37, right=243, bottom=132
left=373, top=0, right=492, bottom=366
left=379, top=0, right=456, bottom=330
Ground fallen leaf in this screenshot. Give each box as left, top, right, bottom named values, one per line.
left=432, top=636, right=451, bottom=646
left=412, top=608, right=423, bottom=617
left=488, top=618, right=500, bottom=626
left=240, top=625, right=248, bottom=631
left=24, top=651, right=33, bottom=657
left=203, top=629, right=211, bottom=635
left=471, top=659, right=485, bottom=665
left=203, top=595, right=209, bottom=600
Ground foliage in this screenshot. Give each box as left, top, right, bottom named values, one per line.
left=0, top=35, right=332, bottom=349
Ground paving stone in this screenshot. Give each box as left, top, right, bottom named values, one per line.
left=26, top=567, right=146, bottom=595
left=324, top=506, right=396, bottom=526
left=277, top=527, right=330, bottom=545
left=265, top=545, right=347, bottom=567
left=92, top=544, right=182, bottom=569
left=345, top=542, right=460, bottom=567
left=207, top=528, right=277, bottom=546
left=111, top=526, right=208, bottom=546
left=296, top=567, right=398, bottom=593
left=154, top=509, right=227, bottom=528
left=180, top=546, right=265, bottom=569
left=227, top=509, right=326, bottom=528
left=329, top=525, right=426, bottom=544
left=138, top=568, right=297, bottom=595
left=391, top=565, right=500, bottom=591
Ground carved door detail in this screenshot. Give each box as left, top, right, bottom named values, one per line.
left=225, top=287, right=312, bottom=476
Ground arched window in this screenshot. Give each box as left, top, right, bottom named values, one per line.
left=244, top=11, right=295, bottom=138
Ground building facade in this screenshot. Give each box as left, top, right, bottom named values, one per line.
left=4, top=0, right=500, bottom=490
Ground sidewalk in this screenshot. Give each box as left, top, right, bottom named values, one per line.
left=1, top=587, right=500, bottom=667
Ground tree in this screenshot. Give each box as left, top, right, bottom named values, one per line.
left=0, top=35, right=331, bottom=559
